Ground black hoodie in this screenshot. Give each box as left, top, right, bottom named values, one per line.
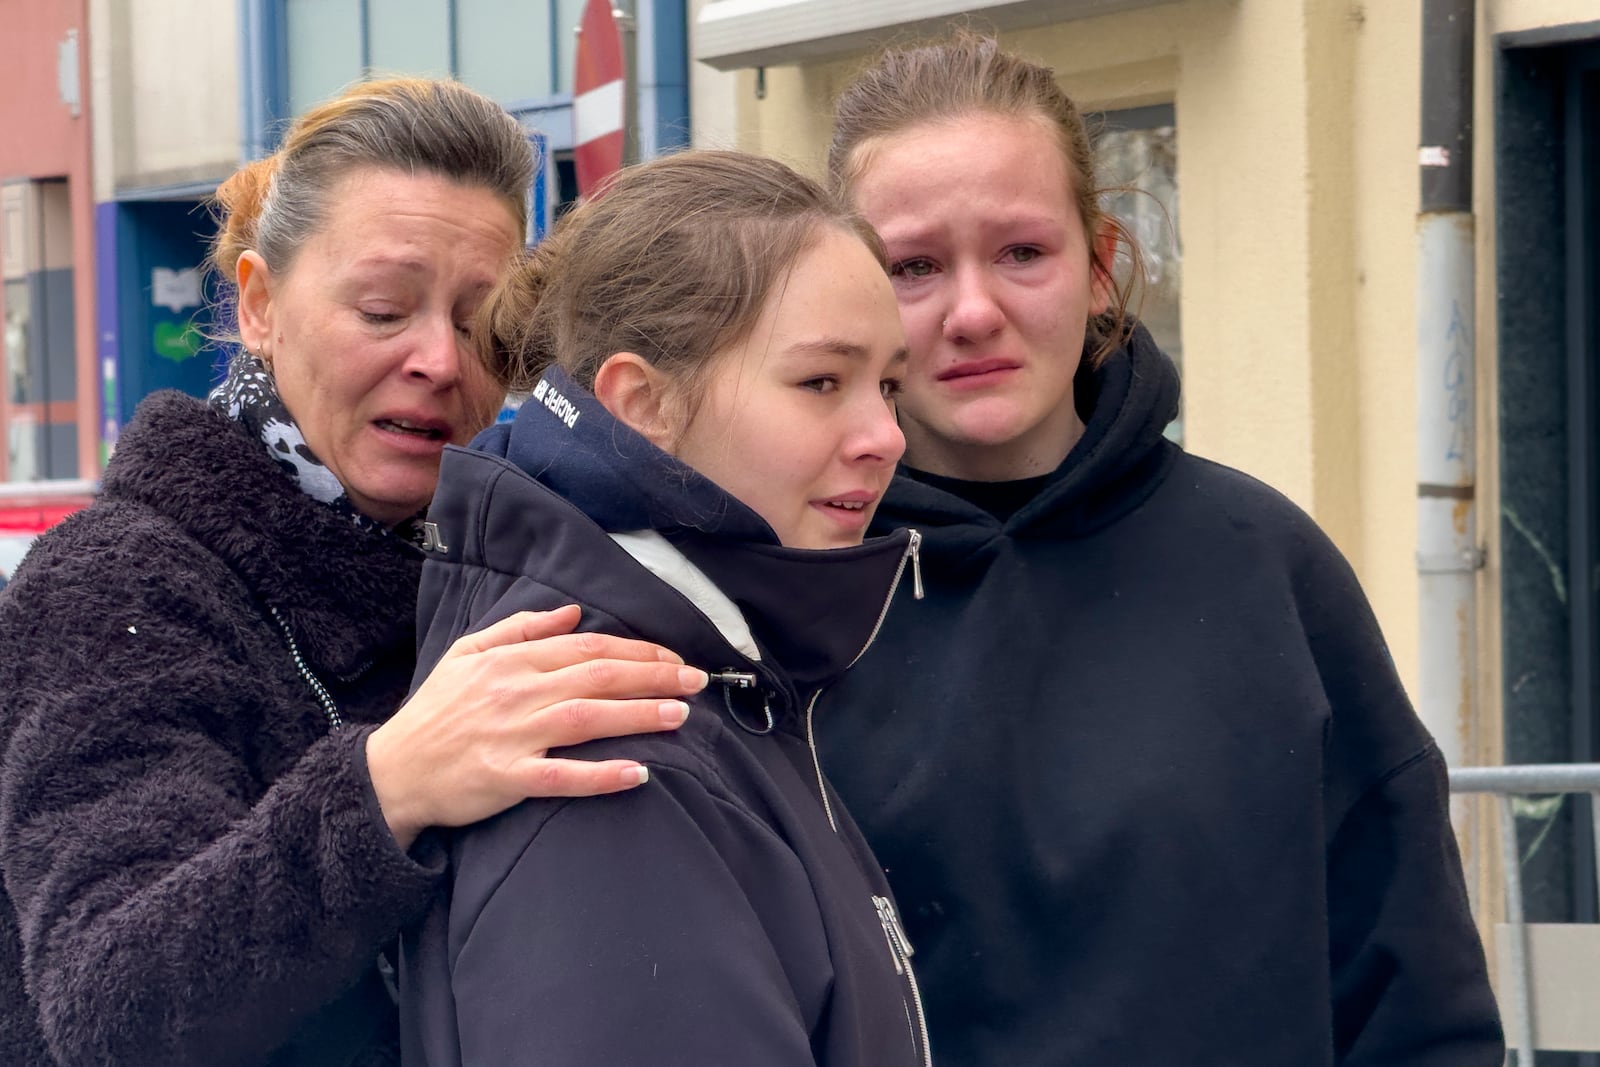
left=399, top=368, right=929, bottom=1067
left=818, top=326, right=1503, bottom=1066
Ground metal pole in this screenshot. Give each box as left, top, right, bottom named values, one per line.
left=1592, top=792, right=1600, bottom=922
left=613, top=0, right=639, bottom=166
left=238, top=0, right=266, bottom=161
left=1415, top=0, right=1479, bottom=804
left=1499, top=795, right=1536, bottom=1063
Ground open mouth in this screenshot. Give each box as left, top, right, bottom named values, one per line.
left=823, top=500, right=869, bottom=512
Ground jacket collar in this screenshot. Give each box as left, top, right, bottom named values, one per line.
left=435, top=368, right=920, bottom=718
left=101, top=391, right=421, bottom=677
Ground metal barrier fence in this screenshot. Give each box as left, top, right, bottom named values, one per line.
left=1448, top=764, right=1600, bottom=1065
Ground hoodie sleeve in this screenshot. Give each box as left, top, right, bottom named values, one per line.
left=416, top=760, right=830, bottom=1067
left=1326, top=748, right=1504, bottom=1065
left=0, top=527, right=442, bottom=1067
left=1288, top=521, right=1504, bottom=1066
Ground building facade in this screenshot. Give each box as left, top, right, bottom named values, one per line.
left=689, top=0, right=1600, bottom=926
left=0, top=0, right=97, bottom=481
left=5, top=0, right=692, bottom=465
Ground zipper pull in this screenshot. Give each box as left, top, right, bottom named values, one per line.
left=708, top=670, right=759, bottom=688
left=876, top=894, right=916, bottom=959
left=908, top=529, right=924, bottom=600
left=872, top=896, right=907, bottom=975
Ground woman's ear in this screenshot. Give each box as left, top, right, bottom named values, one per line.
left=593, top=353, right=679, bottom=449
left=236, top=251, right=274, bottom=357
left=1089, top=223, right=1119, bottom=316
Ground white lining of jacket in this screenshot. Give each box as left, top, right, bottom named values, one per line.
left=608, top=530, right=762, bottom=662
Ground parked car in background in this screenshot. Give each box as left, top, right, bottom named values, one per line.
left=0, top=480, right=96, bottom=585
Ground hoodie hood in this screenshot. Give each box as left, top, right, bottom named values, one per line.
left=472, top=365, right=779, bottom=543
left=872, top=321, right=1181, bottom=552
left=439, top=367, right=919, bottom=707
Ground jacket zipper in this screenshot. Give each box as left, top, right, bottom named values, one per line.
left=874, top=894, right=932, bottom=1067
left=268, top=605, right=343, bottom=731
left=806, top=529, right=924, bottom=832
left=846, top=529, right=923, bottom=670
left=802, top=530, right=931, bottom=1065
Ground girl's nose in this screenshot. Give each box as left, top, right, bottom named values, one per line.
left=942, top=266, right=1005, bottom=342
left=852, top=393, right=907, bottom=467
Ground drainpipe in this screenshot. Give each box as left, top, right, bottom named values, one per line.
left=614, top=0, right=640, bottom=165
left=238, top=0, right=272, bottom=162
left=1415, top=0, right=1481, bottom=820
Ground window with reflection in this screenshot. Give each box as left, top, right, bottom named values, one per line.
left=1096, top=105, right=1181, bottom=442
left=284, top=0, right=584, bottom=113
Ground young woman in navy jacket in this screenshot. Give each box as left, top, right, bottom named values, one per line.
left=400, top=151, right=929, bottom=1067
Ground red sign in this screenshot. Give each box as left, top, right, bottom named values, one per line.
left=572, top=0, right=626, bottom=198
left=0, top=500, right=87, bottom=534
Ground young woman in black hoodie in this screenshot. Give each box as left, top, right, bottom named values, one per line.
left=811, top=31, right=1504, bottom=1067
left=400, top=151, right=929, bottom=1066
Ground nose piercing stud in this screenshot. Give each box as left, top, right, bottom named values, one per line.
left=942, top=319, right=949, bottom=328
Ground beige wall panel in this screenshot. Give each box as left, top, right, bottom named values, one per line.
left=1303, top=0, right=1362, bottom=572
left=735, top=57, right=858, bottom=178
left=89, top=0, right=125, bottom=202
left=121, top=0, right=239, bottom=189
left=1489, top=0, right=1600, bottom=35
left=1159, top=1, right=1318, bottom=509
left=689, top=0, right=743, bottom=148
left=1348, top=0, right=1423, bottom=688
left=1011, top=2, right=1186, bottom=98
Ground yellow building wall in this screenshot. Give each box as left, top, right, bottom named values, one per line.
left=1492, top=0, right=1600, bottom=33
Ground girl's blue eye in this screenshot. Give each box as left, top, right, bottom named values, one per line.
left=801, top=377, right=839, bottom=393
left=1007, top=246, right=1042, bottom=264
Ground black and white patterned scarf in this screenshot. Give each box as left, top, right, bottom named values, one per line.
left=208, top=352, right=425, bottom=542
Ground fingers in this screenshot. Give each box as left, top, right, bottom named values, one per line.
left=507, top=629, right=689, bottom=672
left=450, top=605, right=582, bottom=655
left=451, top=609, right=687, bottom=668
left=511, top=757, right=657, bottom=798
left=530, top=695, right=695, bottom=752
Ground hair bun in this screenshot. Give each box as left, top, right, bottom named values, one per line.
left=210, top=156, right=280, bottom=283
left=478, top=247, right=561, bottom=393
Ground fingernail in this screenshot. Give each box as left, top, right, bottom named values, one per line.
left=659, top=700, right=690, bottom=726
left=624, top=765, right=650, bottom=786
left=679, top=667, right=708, bottom=690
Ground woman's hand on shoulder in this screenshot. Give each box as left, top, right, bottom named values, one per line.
left=366, top=605, right=703, bottom=849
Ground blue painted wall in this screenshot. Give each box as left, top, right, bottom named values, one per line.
left=103, top=200, right=225, bottom=426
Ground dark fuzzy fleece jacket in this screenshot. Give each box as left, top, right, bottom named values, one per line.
left=0, top=391, right=440, bottom=1066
